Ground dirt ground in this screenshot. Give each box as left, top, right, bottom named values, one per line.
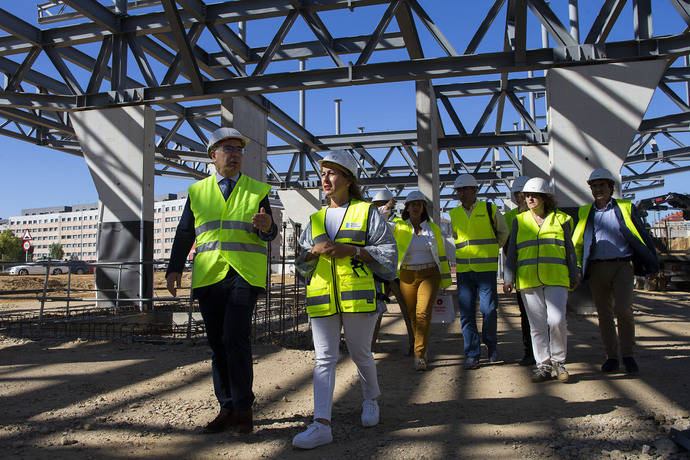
left=1, top=285, right=689, bottom=459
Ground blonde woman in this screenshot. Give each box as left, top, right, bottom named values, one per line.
left=395, top=191, right=452, bottom=371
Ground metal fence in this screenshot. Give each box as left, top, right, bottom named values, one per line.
left=0, top=224, right=310, bottom=346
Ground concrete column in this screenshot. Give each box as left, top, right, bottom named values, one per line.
left=416, top=80, right=440, bottom=222
left=71, top=106, right=155, bottom=308
left=220, top=97, right=268, bottom=181
left=546, top=60, right=667, bottom=314
left=547, top=60, right=668, bottom=207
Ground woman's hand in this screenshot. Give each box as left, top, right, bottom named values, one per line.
left=503, top=282, right=514, bottom=294
left=311, top=241, right=356, bottom=259
left=311, top=240, right=335, bottom=255
left=323, top=242, right=356, bottom=259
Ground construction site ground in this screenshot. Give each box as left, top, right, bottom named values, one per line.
left=0, top=275, right=689, bottom=459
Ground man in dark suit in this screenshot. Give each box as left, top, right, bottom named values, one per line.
left=166, top=127, right=277, bottom=434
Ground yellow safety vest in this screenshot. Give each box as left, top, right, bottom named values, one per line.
left=515, top=210, right=572, bottom=290
left=306, top=200, right=382, bottom=317
left=504, top=207, right=521, bottom=234
left=449, top=201, right=499, bottom=272
left=189, top=174, right=271, bottom=289
left=572, top=199, right=645, bottom=268
left=394, top=220, right=452, bottom=289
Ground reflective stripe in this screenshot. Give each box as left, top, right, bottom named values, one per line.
left=337, top=229, right=366, bottom=242
left=456, top=257, right=499, bottom=265
left=517, top=257, right=568, bottom=267
left=516, top=238, right=565, bottom=250
left=196, top=241, right=220, bottom=253
left=306, top=294, right=330, bottom=306
left=468, top=238, right=498, bottom=245
left=439, top=256, right=447, bottom=262
left=455, top=238, right=496, bottom=249
left=222, top=220, right=256, bottom=232
left=220, top=242, right=266, bottom=254
left=195, top=220, right=256, bottom=236
left=313, top=234, right=330, bottom=244
left=340, top=289, right=375, bottom=301
left=441, top=273, right=452, bottom=280
left=195, top=241, right=265, bottom=254
left=195, top=220, right=221, bottom=236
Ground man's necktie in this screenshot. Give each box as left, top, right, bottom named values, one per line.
left=219, top=178, right=233, bottom=200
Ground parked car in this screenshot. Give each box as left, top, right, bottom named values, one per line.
left=7, top=260, right=70, bottom=275
left=68, top=260, right=91, bottom=275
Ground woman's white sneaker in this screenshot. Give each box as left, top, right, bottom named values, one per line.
left=361, top=399, right=379, bottom=427
left=292, top=421, right=332, bottom=449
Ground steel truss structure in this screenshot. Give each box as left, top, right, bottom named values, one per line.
left=1, top=0, right=690, bottom=210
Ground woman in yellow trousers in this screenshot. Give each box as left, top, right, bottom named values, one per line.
left=395, top=191, right=452, bottom=371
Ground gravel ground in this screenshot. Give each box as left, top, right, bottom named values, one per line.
left=0, top=288, right=689, bottom=459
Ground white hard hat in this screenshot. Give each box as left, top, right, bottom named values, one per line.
left=453, top=173, right=478, bottom=189
left=207, top=127, right=249, bottom=156
left=404, top=190, right=427, bottom=204
left=319, top=150, right=358, bottom=178
left=522, top=177, right=553, bottom=195
left=587, top=168, right=616, bottom=184
left=511, top=175, right=530, bottom=193
left=372, top=190, right=394, bottom=202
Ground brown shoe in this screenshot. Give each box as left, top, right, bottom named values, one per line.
left=233, top=409, right=253, bottom=434
left=203, top=411, right=234, bottom=433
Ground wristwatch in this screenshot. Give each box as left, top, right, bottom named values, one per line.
left=354, top=246, right=361, bottom=259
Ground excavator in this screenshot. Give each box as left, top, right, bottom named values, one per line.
left=635, top=193, right=690, bottom=291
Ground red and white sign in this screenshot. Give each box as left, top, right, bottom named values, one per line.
left=22, top=240, right=31, bottom=251
left=22, top=229, right=32, bottom=241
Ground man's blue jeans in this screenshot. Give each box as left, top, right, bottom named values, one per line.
left=457, top=270, right=498, bottom=359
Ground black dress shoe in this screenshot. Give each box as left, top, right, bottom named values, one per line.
left=622, top=357, right=639, bottom=374
left=601, top=358, right=620, bottom=373
left=203, top=411, right=234, bottom=433
left=233, top=409, right=253, bottom=434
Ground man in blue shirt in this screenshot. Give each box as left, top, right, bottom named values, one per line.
left=573, top=168, right=658, bottom=375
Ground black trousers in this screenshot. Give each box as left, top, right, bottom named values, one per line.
left=197, top=268, right=259, bottom=412
left=516, top=291, right=533, bottom=357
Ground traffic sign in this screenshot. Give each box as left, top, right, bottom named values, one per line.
left=22, top=229, right=32, bottom=241
left=23, top=240, right=31, bottom=251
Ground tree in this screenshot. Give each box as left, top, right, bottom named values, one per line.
left=0, top=230, right=23, bottom=261
left=49, top=243, right=64, bottom=260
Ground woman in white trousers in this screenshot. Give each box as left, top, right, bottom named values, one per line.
left=292, top=151, right=397, bottom=449
left=503, top=178, right=580, bottom=383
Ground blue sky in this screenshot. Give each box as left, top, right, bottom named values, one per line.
left=1, top=2, right=688, bottom=223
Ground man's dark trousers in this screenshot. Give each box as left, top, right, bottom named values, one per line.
left=197, top=267, right=258, bottom=412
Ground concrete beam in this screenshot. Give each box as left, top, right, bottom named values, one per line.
left=416, top=80, right=440, bottom=222
left=547, top=60, right=668, bottom=207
